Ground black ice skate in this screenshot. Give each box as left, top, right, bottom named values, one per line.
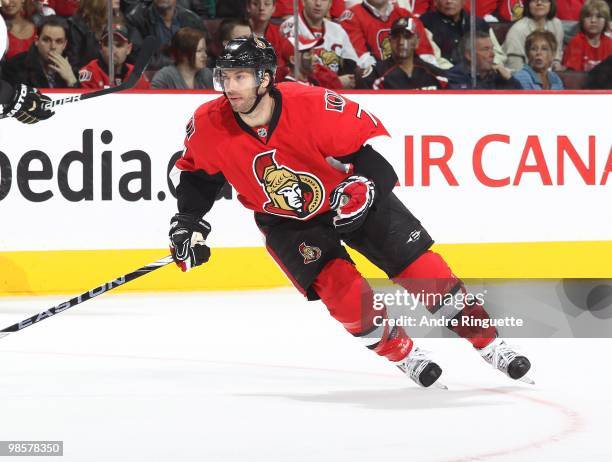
left=478, top=338, right=534, bottom=384
left=396, top=347, right=447, bottom=389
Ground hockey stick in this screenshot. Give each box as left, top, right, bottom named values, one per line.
left=43, top=35, right=160, bottom=110
left=0, top=255, right=174, bottom=340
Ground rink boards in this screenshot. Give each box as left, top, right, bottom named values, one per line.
left=0, top=90, right=610, bottom=294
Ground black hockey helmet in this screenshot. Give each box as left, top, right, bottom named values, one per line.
left=213, top=36, right=277, bottom=91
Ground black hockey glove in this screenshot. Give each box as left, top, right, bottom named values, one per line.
left=169, top=213, right=211, bottom=272
left=329, top=175, right=375, bottom=233
left=2, top=84, right=54, bottom=124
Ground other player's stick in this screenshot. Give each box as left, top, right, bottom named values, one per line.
left=43, top=35, right=160, bottom=110
left=0, top=255, right=174, bottom=340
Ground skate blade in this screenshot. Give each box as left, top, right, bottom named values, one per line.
left=518, top=375, right=535, bottom=385
left=433, top=381, right=448, bottom=390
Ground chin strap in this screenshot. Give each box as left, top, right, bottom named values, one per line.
left=240, top=92, right=264, bottom=115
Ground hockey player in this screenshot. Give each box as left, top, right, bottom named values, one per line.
left=0, top=0, right=54, bottom=124
left=169, top=36, right=533, bottom=388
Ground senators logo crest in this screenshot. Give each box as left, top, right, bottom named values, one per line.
left=509, top=0, right=524, bottom=21
left=253, top=151, right=324, bottom=219
left=377, top=29, right=392, bottom=61
left=299, top=242, right=321, bottom=264
left=317, top=48, right=342, bottom=73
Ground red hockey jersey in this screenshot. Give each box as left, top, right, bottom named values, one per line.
left=338, top=3, right=435, bottom=67
left=78, top=59, right=150, bottom=90
left=176, top=83, right=389, bottom=221
left=464, top=0, right=525, bottom=22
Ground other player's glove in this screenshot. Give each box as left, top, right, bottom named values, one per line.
left=329, top=175, right=375, bottom=233
left=2, top=84, right=54, bottom=124
left=169, top=213, right=211, bottom=272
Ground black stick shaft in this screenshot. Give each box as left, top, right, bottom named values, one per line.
left=0, top=255, right=173, bottom=339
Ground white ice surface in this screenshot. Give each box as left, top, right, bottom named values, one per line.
left=0, top=289, right=609, bottom=462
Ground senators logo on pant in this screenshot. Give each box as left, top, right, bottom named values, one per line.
left=298, top=242, right=322, bottom=264
left=253, top=151, right=324, bottom=219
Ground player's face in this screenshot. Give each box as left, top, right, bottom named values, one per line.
left=390, top=31, right=418, bottom=60
left=527, top=38, right=553, bottom=72
left=221, top=69, right=261, bottom=112
left=278, top=183, right=304, bottom=209
left=582, top=9, right=607, bottom=37
left=101, top=37, right=132, bottom=67
left=435, top=0, right=465, bottom=17
left=472, top=37, right=495, bottom=72
left=36, top=25, right=67, bottom=63
left=247, top=0, right=275, bottom=23
left=303, top=0, right=331, bottom=22
left=194, top=38, right=207, bottom=70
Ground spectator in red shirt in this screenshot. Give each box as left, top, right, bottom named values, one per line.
left=357, top=16, right=448, bottom=89
left=280, top=0, right=360, bottom=88
left=338, top=0, right=438, bottom=68
left=463, top=0, right=526, bottom=22
left=1, top=0, right=37, bottom=59
left=562, top=0, right=611, bottom=69
left=78, top=23, right=150, bottom=89
left=277, top=35, right=343, bottom=88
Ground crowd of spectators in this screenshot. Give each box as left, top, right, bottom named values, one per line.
left=1, top=0, right=610, bottom=92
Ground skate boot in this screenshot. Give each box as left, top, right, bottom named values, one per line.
left=396, top=347, right=446, bottom=389
left=479, top=338, right=534, bottom=384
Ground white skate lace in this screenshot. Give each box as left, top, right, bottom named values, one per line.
left=481, top=339, right=518, bottom=372
left=398, top=347, right=431, bottom=383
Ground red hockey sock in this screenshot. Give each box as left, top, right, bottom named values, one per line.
left=312, top=258, right=413, bottom=362
left=393, top=251, right=496, bottom=349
